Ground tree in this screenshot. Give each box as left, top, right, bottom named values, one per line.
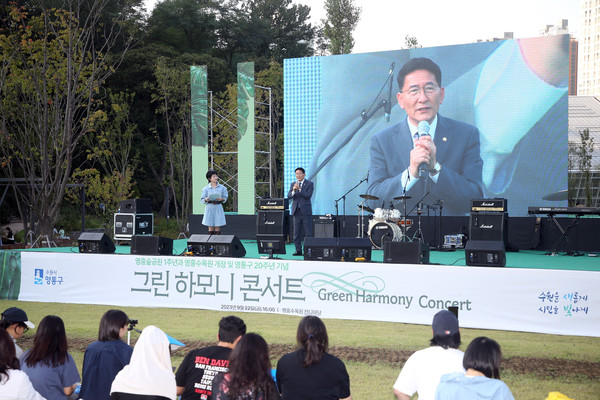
left=321, top=0, right=360, bottom=55
left=244, top=0, right=315, bottom=61
left=403, top=34, right=421, bottom=49
left=0, top=1, right=135, bottom=238
left=568, top=128, right=595, bottom=206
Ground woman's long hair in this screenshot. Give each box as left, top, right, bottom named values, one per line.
left=23, top=315, right=69, bottom=368
left=296, top=316, right=328, bottom=367
left=98, top=309, right=128, bottom=342
left=226, top=333, right=277, bottom=400
left=0, top=329, right=20, bottom=383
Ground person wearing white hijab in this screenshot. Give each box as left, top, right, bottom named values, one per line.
left=110, top=325, right=176, bottom=400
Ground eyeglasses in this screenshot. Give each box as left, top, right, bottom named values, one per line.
left=401, top=84, right=439, bottom=98
left=19, top=324, right=28, bottom=333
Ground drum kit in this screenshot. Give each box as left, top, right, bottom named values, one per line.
left=358, top=194, right=419, bottom=249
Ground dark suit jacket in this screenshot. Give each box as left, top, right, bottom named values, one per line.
left=367, top=114, right=483, bottom=215
left=287, top=179, right=314, bottom=216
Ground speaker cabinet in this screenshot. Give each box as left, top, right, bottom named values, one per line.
left=257, top=210, right=289, bottom=235
left=313, top=217, right=339, bottom=238
left=78, top=232, right=116, bottom=254
left=337, top=237, right=371, bottom=261
left=469, top=212, right=508, bottom=244
left=208, top=235, right=246, bottom=258
left=384, top=241, right=430, bottom=264
left=465, top=240, right=506, bottom=267
left=187, top=234, right=213, bottom=256
left=303, top=237, right=371, bottom=261
left=119, top=198, right=152, bottom=213
left=131, top=235, right=173, bottom=256
left=304, top=237, right=338, bottom=261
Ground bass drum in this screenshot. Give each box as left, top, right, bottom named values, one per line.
left=368, top=221, right=403, bottom=249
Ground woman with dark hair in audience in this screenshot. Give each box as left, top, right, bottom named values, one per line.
left=21, top=315, right=80, bottom=400
left=435, top=336, right=514, bottom=400
left=110, top=325, right=176, bottom=400
left=212, top=333, right=279, bottom=400
left=276, top=316, right=352, bottom=400
left=79, top=310, right=133, bottom=400
left=0, top=328, right=45, bottom=399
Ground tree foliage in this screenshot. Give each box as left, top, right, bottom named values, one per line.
left=568, top=128, right=595, bottom=206
left=0, top=1, right=134, bottom=237
left=321, top=0, right=360, bottom=55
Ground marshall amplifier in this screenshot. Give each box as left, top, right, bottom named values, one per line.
left=469, top=212, right=508, bottom=245
left=470, top=198, right=507, bottom=213
left=258, top=198, right=289, bottom=210
left=257, top=210, right=290, bottom=236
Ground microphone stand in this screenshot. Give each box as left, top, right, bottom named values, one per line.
left=308, top=62, right=395, bottom=181
left=334, top=174, right=368, bottom=232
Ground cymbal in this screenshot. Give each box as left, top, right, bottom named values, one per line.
left=357, top=204, right=374, bottom=214
left=542, top=189, right=568, bottom=201
left=359, top=194, right=379, bottom=200
left=393, top=195, right=412, bottom=201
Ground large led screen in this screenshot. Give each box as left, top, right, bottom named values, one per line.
left=283, top=35, right=569, bottom=216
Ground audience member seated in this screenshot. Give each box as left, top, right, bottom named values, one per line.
left=0, top=328, right=45, bottom=399
left=79, top=310, right=133, bottom=400
left=1, top=228, right=15, bottom=245
left=110, top=325, right=176, bottom=400
left=393, top=310, right=465, bottom=400
left=176, top=316, right=246, bottom=400
left=435, top=336, right=514, bottom=400
left=21, top=315, right=80, bottom=400
left=276, top=316, right=352, bottom=400
left=0, top=308, right=35, bottom=359
left=211, top=333, right=280, bottom=400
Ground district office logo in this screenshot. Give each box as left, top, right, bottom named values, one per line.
left=34, top=269, right=44, bottom=285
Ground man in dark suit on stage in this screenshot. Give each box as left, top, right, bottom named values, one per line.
left=288, top=167, right=314, bottom=256
left=367, top=57, right=484, bottom=216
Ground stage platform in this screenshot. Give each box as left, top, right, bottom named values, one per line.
left=3, top=238, right=599, bottom=338
left=21, top=239, right=600, bottom=272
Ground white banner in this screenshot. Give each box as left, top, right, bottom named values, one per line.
left=18, top=252, right=598, bottom=337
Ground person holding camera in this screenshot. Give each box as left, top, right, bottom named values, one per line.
left=79, top=310, right=133, bottom=400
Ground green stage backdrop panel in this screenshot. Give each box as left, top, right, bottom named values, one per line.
left=237, top=62, right=255, bottom=214
left=191, top=65, right=209, bottom=214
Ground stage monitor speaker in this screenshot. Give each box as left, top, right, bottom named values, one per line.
left=337, top=237, right=371, bottom=261
left=256, top=234, right=286, bottom=257
left=465, top=240, right=506, bottom=267
left=131, top=235, right=173, bottom=256
left=257, top=210, right=289, bottom=235
left=207, top=235, right=246, bottom=258
left=304, top=237, right=338, bottom=261
left=384, top=241, right=430, bottom=264
left=313, top=217, right=339, bottom=238
left=77, top=232, right=115, bottom=254
left=119, top=198, right=152, bottom=214
left=469, top=212, right=508, bottom=244
left=187, top=234, right=213, bottom=256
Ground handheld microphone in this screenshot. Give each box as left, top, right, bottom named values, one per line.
left=417, top=121, right=431, bottom=179
left=384, top=62, right=395, bottom=123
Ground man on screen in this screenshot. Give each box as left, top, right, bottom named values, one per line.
left=367, top=57, right=484, bottom=215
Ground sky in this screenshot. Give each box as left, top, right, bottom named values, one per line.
left=143, top=0, right=581, bottom=53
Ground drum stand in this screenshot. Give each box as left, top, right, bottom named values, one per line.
left=412, top=201, right=424, bottom=243
left=357, top=202, right=366, bottom=238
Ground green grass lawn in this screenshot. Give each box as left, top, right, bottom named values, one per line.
left=4, top=300, right=599, bottom=400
